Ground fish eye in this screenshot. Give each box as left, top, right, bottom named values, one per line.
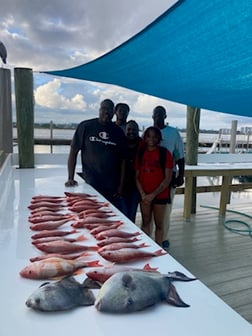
left=127, top=297, right=134, bottom=307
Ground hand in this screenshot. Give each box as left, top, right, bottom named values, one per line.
left=142, top=193, right=154, bottom=203
left=65, top=180, right=78, bottom=187
left=113, top=192, right=123, bottom=199
left=173, top=175, right=184, bottom=187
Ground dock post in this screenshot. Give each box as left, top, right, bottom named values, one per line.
left=230, top=120, right=237, bottom=153
left=14, top=67, right=34, bottom=168
left=184, top=106, right=200, bottom=217
left=50, top=120, right=53, bottom=153
left=0, top=68, right=13, bottom=153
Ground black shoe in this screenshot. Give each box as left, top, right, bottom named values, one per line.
left=162, top=240, right=170, bottom=250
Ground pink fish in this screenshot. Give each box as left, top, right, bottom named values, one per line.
left=89, top=222, right=123, bottom=236
left=98, top=242, right=149, bottom=253
left=69, top=199, right=104, bottom=207
left=32, top=234, right=87, bottom=245
left=30, top=252, right=90, bottom=262
left=64, top=191, right=96, bottom=198
left=30, top=207, right=62, bottom=215
left=31, top=229, right=78, bottom=240
left=29, top=210, right=63, bottom=218
left=95, top=229, right=141, bottom=240
left=31, top=195, right=65, bottom=203
left=72, top=219, right=122, bottom=229
left=28, top=201, right=66, bottom=210
left=35, top=240, right=98, bottom=254
left=99, top=248, right=166, bottom=263
left=86, top=263, right=158, bottom=283
left=69, top=203, right=109, bottom=213
left=29, top=213, right=74, bottom=224
left=20, top=256, right=102, bottom=279
left=97, top=236, right=140, bottom=247
left=78, top=210, right=115, bottom=219
left=30, top=218, right=72, bottom=231
left=32, top=195, right=65, bottom=201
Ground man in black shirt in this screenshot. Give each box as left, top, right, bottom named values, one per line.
left=65, top=99, right=126, bottom=209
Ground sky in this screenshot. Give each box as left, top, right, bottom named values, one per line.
left=1, top=0, right=252, bottom=131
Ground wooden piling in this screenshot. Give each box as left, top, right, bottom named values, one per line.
left=0, top=68, right=13, bottom=153
left=185, top=106, right=201, bottom=215
left=14, top=67, right=34, bottom=168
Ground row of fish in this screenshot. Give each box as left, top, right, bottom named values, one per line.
left=22, top=192, right=197, bottom=313
left=26, top=270, right=196, bottom=313
left=21, top=192, right=167, bottom=280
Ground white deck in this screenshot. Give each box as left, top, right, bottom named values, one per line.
left=0, top=154, right=251, bottom=336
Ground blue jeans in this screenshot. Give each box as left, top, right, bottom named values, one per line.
left=118, top=190, right=141, bottom=223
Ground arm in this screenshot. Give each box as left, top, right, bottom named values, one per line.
left=114, top=159, right=126, bottom=197
left=174, top=157, right=185, bottom=187
left=135, top=169, right=146, bottom=200
left=144, top=168, right=173, bottom=203
left=65, top=147, right=79, bottom=187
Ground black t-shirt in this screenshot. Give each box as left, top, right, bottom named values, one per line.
left=71, top=118, right=126, bottom=197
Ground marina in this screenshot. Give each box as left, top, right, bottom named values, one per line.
left=12, top=127, right=252, bottom=154
left=1, top=1, right=252, bottom=334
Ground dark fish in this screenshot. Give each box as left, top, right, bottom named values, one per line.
left=95, top=270, right=196, bottom=313
left=25, top=276, right=97, bottom=311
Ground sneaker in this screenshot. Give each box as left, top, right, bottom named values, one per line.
left=162, top=240, right=170, bottom=250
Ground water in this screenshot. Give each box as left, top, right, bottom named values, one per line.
left=11, top=128, right=252, bottom=207
left=12, top=127, right=252, bottom=154
left=13, top=127, right=74, bottom=154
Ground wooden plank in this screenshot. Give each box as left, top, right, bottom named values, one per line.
left=176, top=183, right=252, bottom=194
left=156, top=202, right=252, bottom=323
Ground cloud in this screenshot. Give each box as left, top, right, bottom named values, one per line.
left=2, top=0, right=252, bottom=131
left=34, top=78, right=86, bottom=110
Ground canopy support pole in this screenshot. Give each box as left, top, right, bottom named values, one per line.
left=185, top=106, right=201, bottom=216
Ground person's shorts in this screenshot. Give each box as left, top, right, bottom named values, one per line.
left=152, top=197, right=170, bottom=205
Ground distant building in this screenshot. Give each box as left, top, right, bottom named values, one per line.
left=240, top=127, right=252, bottom=134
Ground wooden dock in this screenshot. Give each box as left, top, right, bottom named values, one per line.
left=137, top=199, right=252, bottom=324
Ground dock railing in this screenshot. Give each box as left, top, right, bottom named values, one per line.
left=177, top=153, right=252, bottom=219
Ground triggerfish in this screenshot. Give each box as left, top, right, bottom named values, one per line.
left=26, top=276, right=98, bottom=311
left=95, top=270, right=196, bottom=313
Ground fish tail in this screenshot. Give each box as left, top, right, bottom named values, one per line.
left=71, top=222, right=83, bottom=228
left=154, top=249, right=167, bottom=256
left=89, top=246, right=99, bottom=251
left=165, top=282, right=190, bottom=308
left=86, top=260, right=103, bottom=267
left=139, top=242, right=149, bottom=248
left=76, top=257, right=102, bottom=268
left=78, top=252, right=91, bottom=257
left=167, top=271, right=197, bottom=282
left=143, top=263, right=159, bottom=272
left=76, top=234, right=87, bottom=242
left=70, top=229, right=78, bottom=234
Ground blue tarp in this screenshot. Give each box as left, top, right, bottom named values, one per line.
left=43, top=0, right=252, bottom=117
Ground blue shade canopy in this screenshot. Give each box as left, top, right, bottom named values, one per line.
left=44, top=0, right=252, bottom=117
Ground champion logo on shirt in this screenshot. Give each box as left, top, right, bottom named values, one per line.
left=89, top=135, right=116, bottom=146
left=99, top=131, right=109, bottom=140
